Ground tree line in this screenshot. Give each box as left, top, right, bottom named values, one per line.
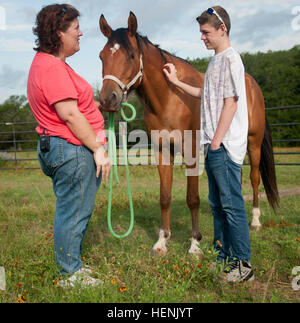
left=0, top=45, right=299, bottom=151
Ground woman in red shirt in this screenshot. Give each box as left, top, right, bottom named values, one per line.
left=27, top=4, right=110, bottom=287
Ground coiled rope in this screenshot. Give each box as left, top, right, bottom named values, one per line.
left=107, top=102, right=136, bottom=238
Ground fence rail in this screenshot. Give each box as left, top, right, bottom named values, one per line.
left=0, top=105, right=299, bottom=170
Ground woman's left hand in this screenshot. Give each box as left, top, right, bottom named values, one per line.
left=94, top=146, right=111, bottom=181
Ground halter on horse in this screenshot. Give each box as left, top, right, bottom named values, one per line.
left=103, top=54, right=143, bottom=102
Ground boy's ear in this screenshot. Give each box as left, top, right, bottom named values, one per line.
left=220, top=24, right=227, bottom=34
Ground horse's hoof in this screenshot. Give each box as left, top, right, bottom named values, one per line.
left=188, top=238, right=203, bottom=259
left=188, top=248, right=204, bottom=257
left=188, top=245, right=204, bottom=261
left=151, top=247, right=168, bottom=257
left=251, top=224, right=262, bottom=231
left=188, top=252, right=204, bottom=263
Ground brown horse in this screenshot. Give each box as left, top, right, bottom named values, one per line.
left=98, top=12, right=279, bottom=255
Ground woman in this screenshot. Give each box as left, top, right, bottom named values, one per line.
left=27, top=4, right=110, bottom=287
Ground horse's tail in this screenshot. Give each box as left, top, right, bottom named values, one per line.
left=259, top=119, right=280, bottom=211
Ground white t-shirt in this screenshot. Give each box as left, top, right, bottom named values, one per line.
left=200, top=47, right=248, bottom=165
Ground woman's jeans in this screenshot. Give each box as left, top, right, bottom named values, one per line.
left=205, top=144, right=251, bottom=263
left=38, top=137, right=101, bottom=275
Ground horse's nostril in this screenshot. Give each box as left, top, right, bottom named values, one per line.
left=108, top=91, right=119, bottom=107
left=111, top=91, right=118, bottom=102
left=98, top=91, right=119, bottom=109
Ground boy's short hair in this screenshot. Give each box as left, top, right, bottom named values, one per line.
left=196, top=6, right=231, bottom=35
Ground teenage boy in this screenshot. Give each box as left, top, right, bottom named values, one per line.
left=163, top=6, right=254, bottom=282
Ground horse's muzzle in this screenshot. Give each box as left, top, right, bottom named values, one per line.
left=99, top=105, right=121, bottom=113
left=99, top=89, right=122, bottom=112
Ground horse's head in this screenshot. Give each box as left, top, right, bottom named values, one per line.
left=98, top=12, right=142, bottom=112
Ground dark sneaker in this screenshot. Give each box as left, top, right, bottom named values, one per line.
left=223, top=260, right=254, bottom=282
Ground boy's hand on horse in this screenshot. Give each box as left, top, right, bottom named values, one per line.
left=163, top=63, right=179, bottom=85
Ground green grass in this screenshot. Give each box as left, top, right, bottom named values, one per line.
left=0, top=158, right=300, bottom=303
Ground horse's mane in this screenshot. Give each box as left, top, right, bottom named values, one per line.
left=108, top=28, right=191, bottom=66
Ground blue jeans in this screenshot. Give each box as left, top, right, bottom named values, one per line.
left=38, top=137, right=101, bottom=275
left=205, top=144, right=251, bottom=263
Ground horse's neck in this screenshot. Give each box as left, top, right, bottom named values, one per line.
left=136, top=43, right=203, bottom=118
left=136, top=47, right=170, bottom=115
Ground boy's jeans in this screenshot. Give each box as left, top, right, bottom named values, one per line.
left=205, top=144, right=251, bottom=263
left=38, top=137, right=101, bottom=275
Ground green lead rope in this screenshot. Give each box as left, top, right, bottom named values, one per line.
left=107, top=102, right=136, bottom=239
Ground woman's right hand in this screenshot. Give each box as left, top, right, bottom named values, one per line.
left=163, top=63, right=179, bottom=85
left=94, top=146, right=111, bottom=181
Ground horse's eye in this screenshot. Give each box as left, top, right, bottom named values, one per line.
left=130, top=53, right=135, bottom=60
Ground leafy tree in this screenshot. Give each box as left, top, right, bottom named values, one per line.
left=0, top=95, right=37, bottom=150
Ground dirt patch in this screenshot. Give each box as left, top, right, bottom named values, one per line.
left=243, top=187, right=300, bottom=201
left=245, top=280, right=300, bottom=302
left=262, top=219, right=296, bottom=229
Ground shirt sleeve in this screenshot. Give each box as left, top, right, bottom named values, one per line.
left=41, top=63, right=78, bottom=106
left=223, top=55, right=241, bottom=101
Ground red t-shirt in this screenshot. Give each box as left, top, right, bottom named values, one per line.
left=27, top=52, right=106, bottom=146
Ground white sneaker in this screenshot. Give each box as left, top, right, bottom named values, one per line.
left=223, top=260, right=254, bottom=283
left=57, top=266, right=102, bottom=288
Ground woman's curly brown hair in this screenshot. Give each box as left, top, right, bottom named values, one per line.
left=33, top=3, right=80, bottom=54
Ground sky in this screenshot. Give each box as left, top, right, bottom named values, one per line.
left=0, top=0, right=299, bottom=104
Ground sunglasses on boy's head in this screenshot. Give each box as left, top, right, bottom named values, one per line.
left=206, top=8, right=227, bottom=32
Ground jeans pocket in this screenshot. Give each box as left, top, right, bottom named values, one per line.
left=209, top=147, right=222, bottom=153
left=38, top=151, right=50, bottom=176
left=207, top=145, right=224, bottom=161
left=208, top=144, right=224, bottom=153
left=207, top=145, right=227, bottom=168
left=38, top=137, right=64, bottom=177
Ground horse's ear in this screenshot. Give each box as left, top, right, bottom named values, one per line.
left=128, top=11, right=137, bottom=37
left=99, top=14, right=113, bottom=38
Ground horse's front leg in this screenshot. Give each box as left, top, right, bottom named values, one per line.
left=152, top=163, right=173, bottom=255
left=186, top=173, right=203, bottom=257
left=184, top=131, right=203, bottom=257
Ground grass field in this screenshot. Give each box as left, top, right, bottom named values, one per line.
left=0, top=148, right=300, bottom=303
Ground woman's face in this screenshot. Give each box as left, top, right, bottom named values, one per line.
left=58, top=18, right=83, bottom=58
